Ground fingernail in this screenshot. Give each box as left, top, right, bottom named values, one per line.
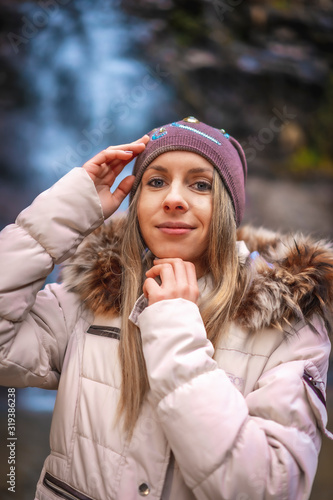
left=125, top=151, right=134, bottom=154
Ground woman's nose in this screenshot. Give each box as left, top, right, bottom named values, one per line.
left=162, top=185, right=189, bottom=212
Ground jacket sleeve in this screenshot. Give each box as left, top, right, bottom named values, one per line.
left=138, top=298, right=332, bottom=500
left=0, top=168, right=104, bottom=388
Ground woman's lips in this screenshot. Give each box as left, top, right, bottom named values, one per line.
left=156, top=222, right=195, bottom=235
left=158, top=227, right=193, bottom=235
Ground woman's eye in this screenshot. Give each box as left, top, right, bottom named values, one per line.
left=147, top=178, right=165, bottom=188
left=193, top=181, right=212, bottom=192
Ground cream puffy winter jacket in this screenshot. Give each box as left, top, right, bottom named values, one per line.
left=0, top=168, right=332, bottom=500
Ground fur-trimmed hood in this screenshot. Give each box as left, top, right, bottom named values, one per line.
left=61, top=217, right=333, bottom=334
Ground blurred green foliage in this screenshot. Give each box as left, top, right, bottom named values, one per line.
left=168, top=0, right=208, bottom=46
left=290, top=74, right=333, bottom=176
left=271, top=0, right=293, bottom=10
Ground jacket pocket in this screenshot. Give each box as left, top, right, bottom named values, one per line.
left=43, top=472, right=94, bottom=500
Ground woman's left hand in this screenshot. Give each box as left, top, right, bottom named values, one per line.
left=143, top=258, right=200, bottom=306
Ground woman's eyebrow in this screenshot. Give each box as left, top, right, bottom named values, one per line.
left=145, top=165, right=168, bottom=172
left=187, top=167, right=213, bottom=174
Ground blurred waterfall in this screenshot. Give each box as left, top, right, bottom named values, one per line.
left=1, top=0, right=173, bottom=201
left=0, top=0, right=173, bottom=411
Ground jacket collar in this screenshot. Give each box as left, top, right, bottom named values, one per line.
left=61, top=216, right=333, bottom=334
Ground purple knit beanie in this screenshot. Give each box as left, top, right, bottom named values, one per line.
left=131, top=117, right=247, bottom=226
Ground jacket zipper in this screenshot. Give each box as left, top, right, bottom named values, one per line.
left=43, top=472, right=94, bottom=500
left=303, top=371, right=326, bottom=407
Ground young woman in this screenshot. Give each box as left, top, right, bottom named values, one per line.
left=0, top=117, right=332, bottom=500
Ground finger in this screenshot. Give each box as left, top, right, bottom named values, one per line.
left=83, top=150, right=134, bottom=176
left=152, top=258, right=196, bottom=279
left=149, top=259, right=187, bottom=283
left=153, top=258, right=199, bottom=303
left=164, top=259, right=197, bottom=301
left=105, top=145, right=146, bottom=161
left=109, top=175, right=135, bottom=211
left=101, top=145, right=145, bottom=171
left=151, top=258, right=188, bottom=281
left=89, top=144, right=146, bottom=170
left=97, top=149, right=135, bottom=165
left=105, top=135, right=149, bottom=150
left=134, top=134, right=150, bottom=144
left=146, top=263, right=177, bottom=294
left=167, top=258, right=188, bottom=288
left=184, top=261, right=200, bottom=302
left=84, top=150, right=137, bottom=190
left=103, top=158, right=132, bottom=182
left=152, top=258, right=184, bottom=265
left=105, top=135, right=149, bottom=152
left=184, top=261, right=198, bottom=287
left=145, top=263, right=175, bottom=283
left=143, top=277, right=161, bottom=304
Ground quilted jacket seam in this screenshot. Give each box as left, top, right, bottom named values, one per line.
left=81, top=374, right=120, bottom=390
left=15, top=221, right=56, bottom=261
left=76, top=432, right=124, bottom=457
left=0, top=358, right=60, bottom=385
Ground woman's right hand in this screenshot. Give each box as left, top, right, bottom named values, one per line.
left=143, top=258, right=200, bottom=307
left=82, top=135, right=149, bottom=218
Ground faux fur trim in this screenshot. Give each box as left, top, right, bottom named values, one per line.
left=236, top=226, right=333, bottom=333
left=61, top=217, right=126, bottom=316
left=61, top=217, right=333, bottom=333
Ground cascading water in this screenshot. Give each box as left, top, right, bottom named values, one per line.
left=1, top=0, right=173, bottom=212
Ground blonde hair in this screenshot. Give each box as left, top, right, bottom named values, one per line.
left=118, top=172, right=248, bottom=434
left=199, top=172, right=248, bottom=345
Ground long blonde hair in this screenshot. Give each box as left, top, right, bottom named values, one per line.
left=118, top=172, right=248, bottom=434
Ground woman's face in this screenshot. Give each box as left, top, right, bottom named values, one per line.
left=137, top=150, right=214, bottom=275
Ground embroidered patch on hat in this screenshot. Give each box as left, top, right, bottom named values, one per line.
left=171, top=122, right=222, bottom=145
left=152, top=127, right=168, bottom=140
left=220, top=128, right=230, bottom=139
